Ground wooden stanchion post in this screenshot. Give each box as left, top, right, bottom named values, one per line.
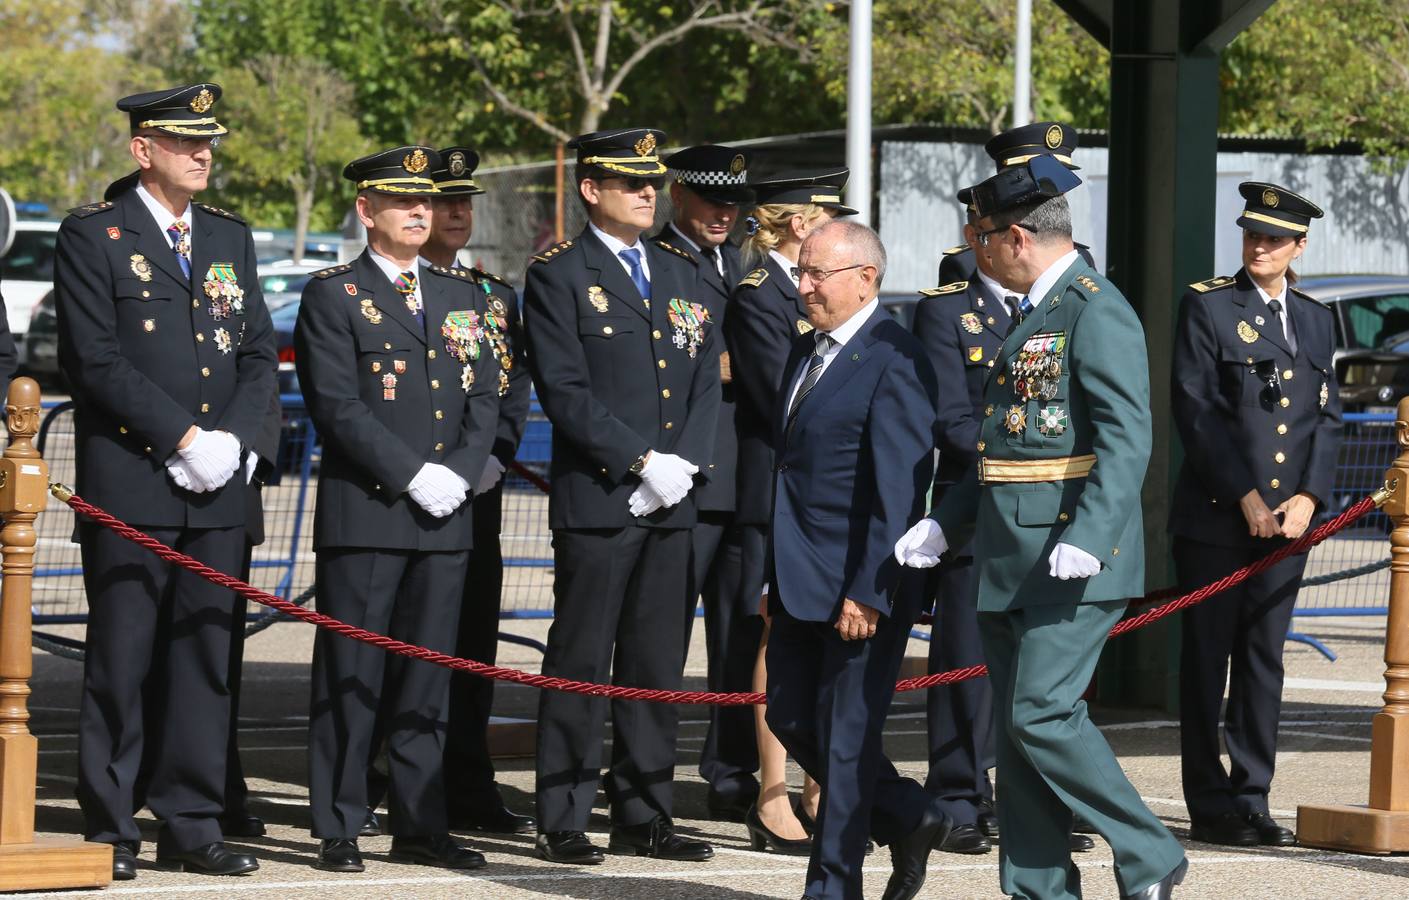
left=1297, top=394, right=1409, bottom=853
left=0, top=377, right=110, bottom=887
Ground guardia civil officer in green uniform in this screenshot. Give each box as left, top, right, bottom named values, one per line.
left=896, top=157, right=1188, bottom=900
left=524, top=128, right=719, bottom=866
left=1170, top=183, right=1339, bottom=847
left=421, top=146, right=535, bottom=835
left=296, top=147, right=500, bottom=874
left=55, top=83, right=274, bottom=880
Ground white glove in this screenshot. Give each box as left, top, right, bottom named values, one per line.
left=638, top=451, right=699, bottom=507
left=176, top=429, right=241, bottom=491
left=244, top=452, right=260, bottom=485
left=628, top=484, right=665, bottom=518
left=408, top=463, right=469, bottom=518
left=476, top=455, right=506, bottom=496
left=894, top=518, right=948, bottom=568
left=165, top=454, right=204, bottom=492
left=1049, top=542, right=1102, bottom=580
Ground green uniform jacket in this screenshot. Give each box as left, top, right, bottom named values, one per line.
left=933, top=258, right=1150, bottom=612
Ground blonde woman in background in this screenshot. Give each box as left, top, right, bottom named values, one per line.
left=722, top=170, right=857, bottom=853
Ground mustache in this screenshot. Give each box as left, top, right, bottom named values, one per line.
left=403, top=216, right=428, bottom=230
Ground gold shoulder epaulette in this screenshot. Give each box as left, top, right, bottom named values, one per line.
left=471, top=267, right=513, bottom=288
left=1189, top=275, right=1235, bottom=294
left=941, top=245, right=967, bottom=256
left=66, top=201, right=115, bottom=218
left=311, top=263, right=353, bottom=280
left=532, top=239, right=573, bottom=263
left=1290, top=286, right=1330, bottom=310
left=196, top=202, right=245, bottom=223
left=918, top=280, right=968, bottom=297
left=653, top=239, right=696, bottom=264
left=739, top=268, right=769, bottom=288
left=1074, top=274, right=1102, bottom=295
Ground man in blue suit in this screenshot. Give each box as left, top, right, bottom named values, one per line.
left=763, top=219, right=955, bottom=900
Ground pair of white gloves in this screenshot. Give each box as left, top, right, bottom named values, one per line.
left=892, top=517, right=1103, bottom=579
left=165, top=428, right=246, bottom=493
left=408, top=462, right=473, bottom=518
left=628, top=451, right=698, bottom=517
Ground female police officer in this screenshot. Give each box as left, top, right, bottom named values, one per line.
left=1169, top=182, right=1341, bottom=847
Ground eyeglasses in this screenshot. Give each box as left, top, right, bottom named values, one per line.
left=976, top=223, right=1036, bottom=247
left=602, top=175, right=666, bottom=192
left=791, top=263, right=865, bottom=284
left=140, top=133, right=221, bottom=152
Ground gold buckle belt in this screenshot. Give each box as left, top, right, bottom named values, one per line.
left=977, top=454, right=1096, bottom=484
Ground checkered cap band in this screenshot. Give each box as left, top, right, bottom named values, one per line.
left=676, top=169, right=747, bottom=187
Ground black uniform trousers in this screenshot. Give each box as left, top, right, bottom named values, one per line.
left=689, top=513, right=762, bottom=801
left=308, top=548, right=466, bottom=839
left=923, top=556, right=991, bottom=826
left=766, top=603, right=948, bottom=900
left=77, top=522, right=244, bottom=852
left=1176, top=536, right=1306, bottom=821
left=443, top=483, right=508, bottom=814
left=535, top=526, right=690, bottom=833
left=222, top=537, right=257, bottom=819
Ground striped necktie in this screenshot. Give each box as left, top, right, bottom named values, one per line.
left=786, top=333, right=834, bottom=436
left=167, top=221, right=191, bottom=279
left=395, top=270, right=423, bottom=324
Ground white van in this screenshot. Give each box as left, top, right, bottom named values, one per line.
left=0, top=219, right=61, bottom=361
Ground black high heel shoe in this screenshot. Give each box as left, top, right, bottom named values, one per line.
left=745, top=805, right=812, bottom=855
left=794, top=798, right=875, bottom=854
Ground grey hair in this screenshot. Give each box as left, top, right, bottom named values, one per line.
left=994, top=195, right=1072, bottom=243
left=812, top=218, right=888, bottom=289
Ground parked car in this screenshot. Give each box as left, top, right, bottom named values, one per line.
left=21, top=289, right=59, bottom=385
left=271, top=298, right=301, bottom=396
left=1297, top=275, right=1409, bottom=414
left=0, top=218, right=61, bottom=361
left=258, top=260, right=322, bottom=312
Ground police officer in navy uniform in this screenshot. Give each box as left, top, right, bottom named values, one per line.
left=54, top=83, right=274, bottom=880
left=651, top=144, right=759, bottom=822
left=296, top=146, right=500, bottom=874
left=419, top=146, right=535, bottom=835
left=937, top=122, right=1094, bottom=286
left=524, top=127, right=719, bottom=866
left=1171, top=182, right=1341, bottom=847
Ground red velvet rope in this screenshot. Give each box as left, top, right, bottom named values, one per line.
left=53, top=487, right=1382, bottom=705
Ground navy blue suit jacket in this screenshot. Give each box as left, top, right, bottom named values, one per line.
left=766, top=306, right=939, bottom=623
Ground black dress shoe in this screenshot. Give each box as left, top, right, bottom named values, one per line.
left=1121, top=857, right=1188, bottom=900
left=449, top=803, right=536, bottom=835
left=937, top=823, right=991, bottom=855
left=389, top=833, right=487, bottom=869
left=155, top=841, right=259, bottom=875
left=359, top=808, right=382, bottom=837
left=744, top=805, right=811, bottom=855
left=707, top=786, right=759, bottom=823
left=1245, top=812, right=1295, bottom=846
left=1072, top=811, right=1099, bottom=834
left=880, top=803, right=952, bottom=900
left=609, top=816, right=714, bottom=861
left=1189, top=812, right=1259, bottom=846
left=315, top=838, right=364, bottom=873
left=536, top=830, right=605, bottom=865
left=977, top=809, right=999, bottom=840
left=220, top=812, right=266, bottom=838
left=111, top=840, right=138, bottom=881
left=1069, top=831, right=1096, bottom=852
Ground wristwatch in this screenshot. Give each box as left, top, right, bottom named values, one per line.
left=629, top=451, right=650, bottom=475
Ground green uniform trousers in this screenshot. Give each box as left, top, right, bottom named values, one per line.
left=979, top=600, right=1186, bottom=899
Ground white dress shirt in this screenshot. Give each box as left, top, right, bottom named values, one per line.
left=589, top=221, right=652, bottom=282
left=1253, top=279, right=1297, bottom=352
left=136, top=182, right=194, bottom=258
left=1022, top=248, right=1081, bottom=313
left=770, top=249, right=800, bottom=288
left=783, top=297, right=881, bottom=415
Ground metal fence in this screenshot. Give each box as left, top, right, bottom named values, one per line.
left=25, top=402, right=1398, bottom=629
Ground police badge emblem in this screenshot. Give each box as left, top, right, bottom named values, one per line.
left=1045, top=124, right=1063, bottom=149
left=189, top=88, right=214, bottom=114
left=960, top=312, right=983, bottom=335
left=360, top=299, right=383, bottom=325
left=796, top=319, right=814, bottom=335
left=344, top=283, right=357, bottom=296
left=403, top=148, right=429, bottom=174
left=448, top=151, right=467, bottom=177
left=1237, top=320, right=1259, bottom=344
left=1262, top=188, right=1279, bottom=208
left=588, top=285, right=610, bottom=313
left=130, top=254, right=153, bottom=282
left=634, top=132, right=657, bottom=157
left=107, top=227, right=121, bottom=241
left=1005, top=405, right=1027, bottom=435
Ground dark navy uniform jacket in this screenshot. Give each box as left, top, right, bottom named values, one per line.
left=54, top=189, right=276, bottom=528
left=911, top=276, right=1012, bottom=491
left=724, top=255, right=811, bottom=526
left=1169, top=268, right=1343, bottom=548
left=651, top=226, right=741, bottom=514
left=463, top=266, right=531, bottom=466
left=294, top=250, right=500, bottom=551
left=522, top=228, right=721, bottom=531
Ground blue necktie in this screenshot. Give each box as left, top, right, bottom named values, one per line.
left=167, top=221, right=191, bottom=280
left=619, top=247, right=651, bottom=301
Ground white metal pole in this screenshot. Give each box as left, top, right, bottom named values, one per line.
left=1013, top=0, right=1033, bottom=127
left=846, top=0, right=873, bottom=226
